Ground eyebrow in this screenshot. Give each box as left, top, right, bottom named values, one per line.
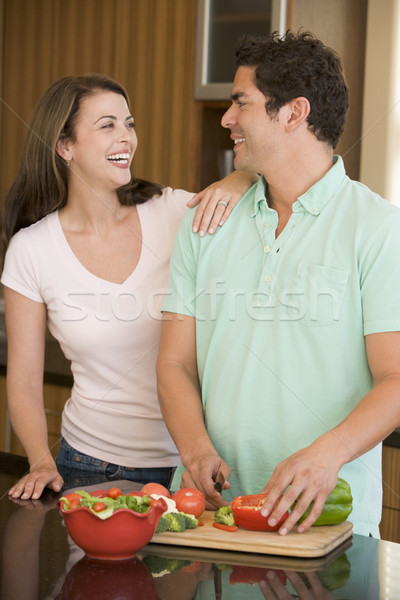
left=94, top=115, right=134, bottom=124
left=231, top=92, right=246, bottom=101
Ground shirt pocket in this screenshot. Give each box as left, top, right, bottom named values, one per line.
left=296, top=263, right=349, bottom=327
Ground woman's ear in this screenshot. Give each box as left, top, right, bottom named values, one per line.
left=56, top=137, right=71, bottom=163
left=286, top=97, right=310, bottom=131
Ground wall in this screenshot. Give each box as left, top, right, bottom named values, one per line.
left=0, top=0, right=201, bottom=203
left=360, top=0, right=400, bottom=203
left=291, top=0, right=368, bottom=181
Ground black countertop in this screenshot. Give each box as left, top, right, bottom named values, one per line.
left=0, top=451, right=399, bottom=599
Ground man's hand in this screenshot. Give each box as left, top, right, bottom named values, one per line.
left=259, top=440, right=340, bottom=535
left=259, top=569, right=334, bottom=599
left=181, top=454, right=231, bottom=510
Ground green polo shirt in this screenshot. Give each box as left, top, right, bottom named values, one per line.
left=163, top=156, right=400, bottom=537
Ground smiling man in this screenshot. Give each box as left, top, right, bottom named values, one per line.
left=156, top=31, right=400, bottom=538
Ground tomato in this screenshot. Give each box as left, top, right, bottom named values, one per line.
left=212, top=522, right=238, bottom=532
left=141, top=483, right=171, bottom=498
left=107, top=487, right=122, bottom=499
left=89, top=490, right=109, bottom=498
left=231, top=494, right=288, bottom=532
left=172, top=488, right=205, bottom=518
left=93, top=502, right=107, bottom=512
left=63, top=492, right=82, bottom=509
left=229, top=566, right=287, bottom=585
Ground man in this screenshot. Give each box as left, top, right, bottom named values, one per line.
left=157, top=31, right=400, bottom=537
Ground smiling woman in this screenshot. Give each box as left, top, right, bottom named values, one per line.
left=0, top=74, right=255, bottom=501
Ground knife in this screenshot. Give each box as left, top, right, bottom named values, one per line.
left=213, top=468, right=225, bottom=494
left=212, top=564, right=222, bottom=600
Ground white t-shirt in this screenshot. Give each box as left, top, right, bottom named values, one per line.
left=1, top=187, right=192, bottom=467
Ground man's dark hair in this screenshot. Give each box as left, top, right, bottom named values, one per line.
left=235, top=31, right=349, bottom=148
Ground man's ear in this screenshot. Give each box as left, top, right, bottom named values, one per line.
left=56, top=137, right=71, bottom=162
left=286, top=97, right=310, bottom=131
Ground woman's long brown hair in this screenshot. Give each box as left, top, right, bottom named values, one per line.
left=0, top=74, right=162, bottom=264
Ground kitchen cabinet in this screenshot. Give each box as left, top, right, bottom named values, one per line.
left=0, top=374, right=70, bottom=458
left=194, top=0, right=287, bottom=100
left=380, top=445, right=400, bottom=543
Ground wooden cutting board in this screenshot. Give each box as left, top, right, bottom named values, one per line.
left=150, top=510, right=353, bottom=558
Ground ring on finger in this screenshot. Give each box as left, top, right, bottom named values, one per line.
left=217, top=201, right=229, bottom=208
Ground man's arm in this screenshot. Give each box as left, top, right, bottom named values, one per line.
left=156, top=311, right=230, bottom=508
left=260, top=331, right=400, bottom=535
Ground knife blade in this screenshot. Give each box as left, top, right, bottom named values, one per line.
left=213, top=468, right=225, bottom=494
left=213, top=564, right=222, bottom=600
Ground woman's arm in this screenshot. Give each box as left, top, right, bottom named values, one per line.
left=4, top=286, right=63, bottom=499
left=188, top=171, right=258, bottom=236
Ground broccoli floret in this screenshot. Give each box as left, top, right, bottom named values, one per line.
left=142, top=555, right=170, bottom=574
left=214, top=505, right=236, bottom=527
left=167, top=558, right=192, bottom=572
left=155, top=515, right=170, bottom=533
left=142, top=555, right=192, bottom=575
left=163, top=512, right=187, bottom=532
left=179, top=512, right=198, bottom=529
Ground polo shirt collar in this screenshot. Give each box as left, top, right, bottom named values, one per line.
left=252, top=155, right=346, bottom=217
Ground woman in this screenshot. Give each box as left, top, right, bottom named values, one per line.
left=0, top=74, right=255, bottom=499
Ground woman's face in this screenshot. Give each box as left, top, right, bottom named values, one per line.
left=67, top=91, right=137, bottom=193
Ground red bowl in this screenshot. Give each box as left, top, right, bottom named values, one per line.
left=59, top=490, right=167, bottom=560
left=56, top=555, right=159, bottom=600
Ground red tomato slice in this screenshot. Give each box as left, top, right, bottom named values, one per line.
left=172, top=488, right=205, bottom=518
left=141, top=482, right=171, bottom=498
left=107, top=487, right=122, bottom=499
left=231, top=494, right=288, bottom=531
left=89, top=490, right=108, bottom=498
left=93, top=502, right=108, bottom=512
left=64, top=492, right=82, bottom=502
left=63, top=492, right=82, bottom=509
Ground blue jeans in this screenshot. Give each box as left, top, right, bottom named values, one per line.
left=56, top=437, right=176, bottom=492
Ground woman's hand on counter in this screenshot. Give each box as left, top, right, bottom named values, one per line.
left=8, top=461, right=63, bottom=500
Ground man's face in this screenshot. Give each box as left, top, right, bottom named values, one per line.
left=221, top=66, right=283, bottom=176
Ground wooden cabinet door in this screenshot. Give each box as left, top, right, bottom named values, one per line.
left=381, top=446, right=400, bottom=542
left=0, top=376, right=70, bottom=458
